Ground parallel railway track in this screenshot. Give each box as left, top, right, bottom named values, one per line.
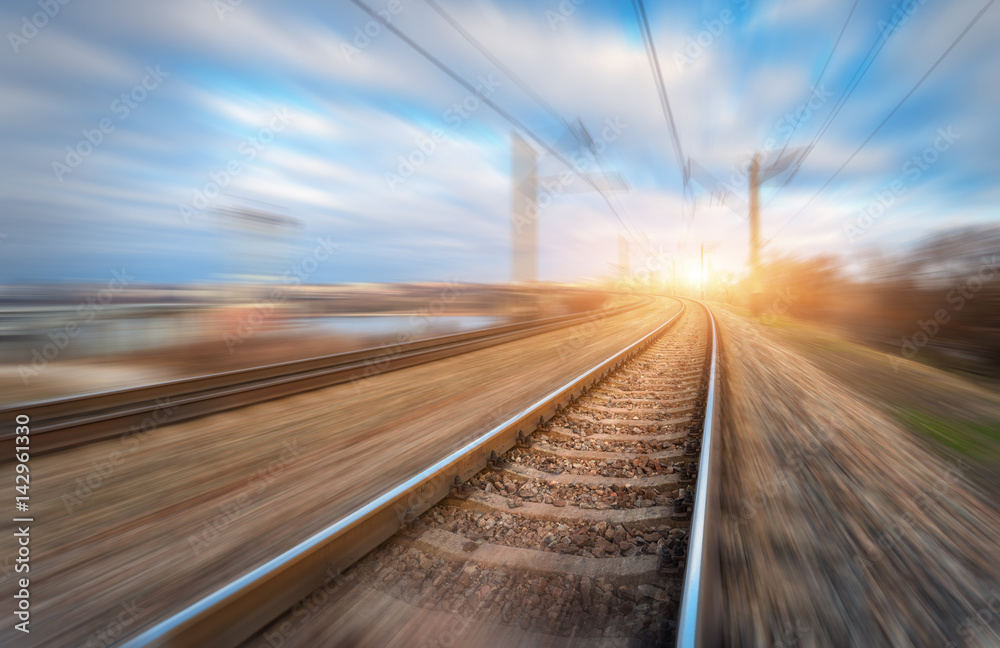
left=123, top=298, right=720, bottom=647
left=1, top=298, right=649, bottom=456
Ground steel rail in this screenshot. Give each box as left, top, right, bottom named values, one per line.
left=676, top=300, right=722, bottom=648
left=120, top=299, right=686, bottom=647
left=1, top=297, right=651, bottom=456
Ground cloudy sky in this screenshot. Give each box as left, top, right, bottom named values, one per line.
left=1, top=0, right=997, bottom=285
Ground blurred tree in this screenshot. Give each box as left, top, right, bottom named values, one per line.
left=720, top=224, right=1000, bottom=378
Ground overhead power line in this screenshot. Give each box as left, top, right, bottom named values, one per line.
left=420, top=0, right=646, bottom=245
left=771, top=0, right=860, bottom=166
left=764, top=0, right=996, bottom=247
left=422, top=0, right=568, bottom=133
left=767, top=0, right=941, bottom=206
left=631, top=0, right=688, bottom=191
left=346, top=0, right=655, bottom=256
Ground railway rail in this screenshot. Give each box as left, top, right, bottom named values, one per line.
left=0, top=297, right=650, bottom=456
left=122, top=298, right=720, bottom=647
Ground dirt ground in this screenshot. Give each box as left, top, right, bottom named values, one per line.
left=713, top=307, right=1000, bottom=647
left=0, top=299, right=678, bottom=648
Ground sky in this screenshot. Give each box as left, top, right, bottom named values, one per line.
left=0, top=0, right=998, bottom=285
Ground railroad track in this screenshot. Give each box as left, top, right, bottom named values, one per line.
left=122, top=298, right=719, bottom=648
left=0, top=297, right=649, bottom=456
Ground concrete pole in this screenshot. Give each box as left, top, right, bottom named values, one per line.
left=618, top=234, right=630, bottom=281
left=749, top=152, right=762, bottom=315
left=510, top=132, right=538, bottom=284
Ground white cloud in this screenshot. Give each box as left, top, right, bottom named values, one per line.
left=3, top=0, right=998, bottom=283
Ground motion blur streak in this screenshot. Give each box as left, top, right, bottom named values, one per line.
left=1, top=0, right=998, bottom=646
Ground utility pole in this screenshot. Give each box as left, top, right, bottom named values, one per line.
left=510, top=127, right=629, bottom=284
left=618, top=234, right=630, bottom=281
left=700, top=243, right=705, bottom=301
left=510, top=132, right=538, bottom=284
left=687, top=147, right=807, bottom=316
left=748, top=152, right=762, bottom=315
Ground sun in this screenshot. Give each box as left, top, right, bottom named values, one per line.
left=683, top=262, right=704, bottom=286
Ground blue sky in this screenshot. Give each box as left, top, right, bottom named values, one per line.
left=1, top=0, right=997, bottom=285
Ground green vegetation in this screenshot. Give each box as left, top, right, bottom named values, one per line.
left=719, top=303, right=1000, bottom=464
left=895, top=409, right=1000, bottom=459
